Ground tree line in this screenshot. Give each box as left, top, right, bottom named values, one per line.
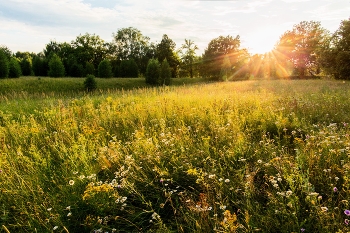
left=0, top=18, right=350, bottom=82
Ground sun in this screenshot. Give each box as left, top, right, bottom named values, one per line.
left=245, top=27, right=280, bottom=55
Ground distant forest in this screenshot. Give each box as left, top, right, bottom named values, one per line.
left=0, top=18, right=350, bottom=81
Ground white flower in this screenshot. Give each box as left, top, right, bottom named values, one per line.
left=67, top=212, right=72, bottom=217
left=69, top=180, right=75, bottom=186
left=321, top=207, right=328, bottom=212
left=286, top=190, right=292, bottom=197
left=257, top=160, right=262, bottom=164
left=219, top=178, right=223, bottom=182
left=225, top=179, right=230, bottom=183
left=47, top=208, right=52, bottom=211
left=220, top=205, right=227, bottom=210
left=53, top=226, right=59, bottom=230
left=208, top=174, right=216, bottom=179
left=66, top=206, right=71, bottom=211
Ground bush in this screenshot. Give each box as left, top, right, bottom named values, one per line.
left=8, top=57, right=22, bottom=78
left=0, top=50, right=9, bottom=78
left=160, top=59, right=171, bottom=85
left=145, top=59, right=160, bottom=85
left=84, top=74, right=97, bottom=92
left=48, top=54, right=65, bottom=77
left=98, top=59, right=113, bottom=78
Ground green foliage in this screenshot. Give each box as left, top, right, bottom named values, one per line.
left=119, top=59, right=139, bottom=77
left=32, top=55, right=48, bottom=76
left=48, top=54, right=65, bottom=77
left=98, top=59, right=113, bottom=78
left=0, top=50, right=9, bottom=78
left=276, top=21, right=328, bottom=77
left=8, top=57, right=22, bottom=78
left=20, top=56, right=33, bottom=76
left=160, top=59, right=171, bottom=85
left=179, top=39, right=199, bottom=78
left=145, top=58, right=160, bottom=85
left=69, top=62, right=84, bottom=77
left=156, top=34, right=180, bottom=78
left=84, top=74, right=97, bottom=92
left=85, top=61, right=95, bottom=76
left=201, top=35, right=244, bottom=80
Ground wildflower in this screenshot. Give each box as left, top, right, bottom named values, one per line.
left=318, top=196, right=322, bottom=200
left=257, top=160, right=262, bottom=164
left=273, top=183, right=279, bottom=188
left=67, top=212, right=72, bottom=217
left=112, top=229, right=116, bottom=233
left=345, top=219, right=349, bottom=225
left=344, top=209, right=350, bottom=216
left=66, top=206, right=71, bottom=211
left=219, top=178, right=223, bottom=182
left=47, top=208, right=52, bottom=211
left=321, top=207, right=328, bottom=212
left=225, top=179, right=230, bottom=183
left=333, top=187, right=338, bottom=192
left=219, top=205, right=227, bottom=210
left=208, top=174, right=216, bottom=179
left=308, top=192, right=319, bottom=196
left=207, top=206, right=212, bottom=211
left=286, top=190, right=293, bottom=197
left=53, top=226, right=59, bottom=230
left=300, top=228, right=305, bottom=232
left=69, top=180, right=75, bottom=186
left=335, top=177, right=340, bottom=181
left=121, top=197, right=127, bottom=203
left=277, top=177, right=282, bottom=182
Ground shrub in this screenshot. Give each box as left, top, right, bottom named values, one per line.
left=98, top=59, right=113, bottom=78
left=48, top=54, right=65, bottom=77
left=8, top=57, right=22, bottom=78
left=84, top=74, right=97, bottom=92
left=0, top=50, right=9, bottom=78
left=160, top=59, right=171, bottom=85
left=145, top=58, right=160, bottom=85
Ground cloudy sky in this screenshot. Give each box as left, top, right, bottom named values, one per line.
left=0, top=0, right=349, bottom=55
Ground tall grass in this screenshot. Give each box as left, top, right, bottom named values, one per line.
left=1, top=79, right=350, bottom=232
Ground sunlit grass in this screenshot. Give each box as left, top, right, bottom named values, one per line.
left=1, top=79, right=350, bottom=232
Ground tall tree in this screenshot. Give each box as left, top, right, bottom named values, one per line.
left=0, top=49, right=9, bottom=78
left=179, top=39, right=198, bottom=78
left=321, top=18, right=350, bottom=79
left=71, top=33, right=108, bottom=70
left=48, top=54, right=65, bottom=77
left=201, top=35, right=242, bottom=80
left=275, top=21, right=328, bottom=77
left=156, top=34, right=180, bottom=78
left=112, top=27, right=151, bottom=74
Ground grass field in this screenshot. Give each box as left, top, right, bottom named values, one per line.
left=1, top=78, right=350, bottom=232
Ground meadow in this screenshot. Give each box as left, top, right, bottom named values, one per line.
left=1, top=77, right=350, bottom=232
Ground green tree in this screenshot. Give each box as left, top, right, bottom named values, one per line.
left=160, top=59, right=171, bottom=85
left=98, top=59, right=113, bottom=78
left=8, top=57, right=22, bottom=78
left=321, top=18, right=350, bottom=79
left=201, top=35, right=242, bottom=80
left=120, top=59, right=139, bottom=77
left=156, top=34, right=180, bottom=78
left=72, top=33, right=108, bottom=69
left=48, top=54, right=65, bottom=77
left=85, top=61, right=95, bottom=76
left=112, top=27, right=151, bottom=74
left=179, top=39, right=198, bottom=78
left=0, top=50, right=9, bottom=78
left=275, top=21, right=328, bottom=77
left=32, top=55, right=48, bottom=76
left=0, top=45, right=12, bottom=60
left=145, top=59, right=160, bottom=85
left=20, top=55, right=33, bottom=76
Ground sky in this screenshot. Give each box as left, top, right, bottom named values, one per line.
left=0, top=0, right=349, bottom=55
